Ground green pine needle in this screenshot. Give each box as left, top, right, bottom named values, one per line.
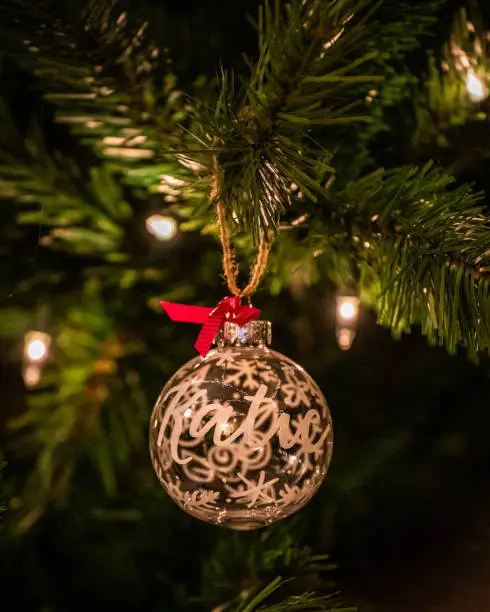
left=191, top=0, right=381, bottom=239
left=327, top=162, right=490, bottom=357
left=237, top=577, right=355, bottom=612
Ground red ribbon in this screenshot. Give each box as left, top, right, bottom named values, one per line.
left=161, top=296, right=260, bottom=356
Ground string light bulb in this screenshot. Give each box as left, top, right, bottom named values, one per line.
left=24, top=331, right=51, bottom=363
left=146, top=214, right=178, bottom=241
left=337, top=328, right=356, bottom=351
left=23, top=364, right=42, bottom=388
left=23, top=331, right=51, bottom=387
left=337, top=296, right=359, bottom=322
left=466, top=71, right=487, bottom=101
left=336, top=296, right=360, bottom=351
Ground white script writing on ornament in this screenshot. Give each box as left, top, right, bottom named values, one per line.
left=156, top=382, right=330, bottom=465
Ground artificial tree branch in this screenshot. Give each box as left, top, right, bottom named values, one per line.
left=0, top=115, right=130, bottom=258
left=0, top=0, right=195, bottom=195
left=192, top=0, right=382, bottom=239
left=9, top=283, right=148, bottom=530
left=320, top=163, right=490, bottom=357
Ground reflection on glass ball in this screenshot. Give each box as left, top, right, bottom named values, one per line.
left=149, top=341, right=333, bottom=530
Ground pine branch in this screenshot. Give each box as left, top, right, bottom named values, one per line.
left=360, top=239, right=490, bottom=360
left=192, top=0, right=381, bottom=239
left=257, top=595, right=354, bottom=612
left=0, top=0, right=199, bottom=197
left=365, top=0, right=444, bottom=61
left=202, top=518, right=337, bottom=609
left=0, top=114, right=130, bottom=259
left=326, top=163, right=490, bottom=357
left=236, top=577, right=354, bottom=612
left=331, top=0, right=445, bottom=179
left=266, top=162, right=490, bottom=358
left=412, top=7, right=490, bottom=151
left=8, top=282, right=148, bottom=531
left=0, top=461, right=5, bottom=535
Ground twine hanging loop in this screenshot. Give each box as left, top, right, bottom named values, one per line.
left=212, top=156, right=272, bottom=298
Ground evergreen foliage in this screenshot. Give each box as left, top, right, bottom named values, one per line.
left=1, top=0, right=490, bottom=609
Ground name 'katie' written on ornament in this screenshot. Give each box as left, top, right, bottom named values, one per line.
left=156, top=380, right=330, bottom=465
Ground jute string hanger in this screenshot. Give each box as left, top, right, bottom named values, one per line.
left=212, top=156, right=272, bottom=299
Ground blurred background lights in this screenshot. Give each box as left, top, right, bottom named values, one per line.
left=339, top=301, right=356, bottom=320
left=466, top=71, right=486, bottom=100
left=146, top=214, right=178, bottom=241
left=335, top=296, right=360, bottom=351
left=24, top=331, right=51, bottom=363
left=336, top=328, right=356, bottom=351
left=337, top=296, right=359, bottom=321
left=27, top=339, right=47, bottom=361
left=23, top=364, right=42, bottom=388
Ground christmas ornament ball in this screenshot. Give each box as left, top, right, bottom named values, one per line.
left=149, top=320, right=333, bottom=530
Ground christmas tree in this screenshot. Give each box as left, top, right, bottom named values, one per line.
left=2, top=0, right=490, bottom=609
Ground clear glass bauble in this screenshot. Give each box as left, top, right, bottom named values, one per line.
left=149, top=320, right=333, bottom=530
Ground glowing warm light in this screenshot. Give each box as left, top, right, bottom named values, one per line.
left=102, top=136, right=125, bottom=145
left=337, top=328, right=356, bottom=351
left=340, top=302, right=355, bottom=319
left=466, top=72, right=486, bottom=101
left=160, top=174, right=186, bottom=187
left=146, top=215, right=178, bottom=241
left=219, top=421, right=236, bottom=435
left=176, top=154, right=204, bottom=172
left=28, top=340, right=47, bottom=361
left=103, top=147, right=154, bottom=159
left=23, top=364, right=41, bottom=387
left=335, top=297, right=359, bottom=350
left=337, top=297, right=359, bottom=321
left=24, top=331, right=51, bottom=362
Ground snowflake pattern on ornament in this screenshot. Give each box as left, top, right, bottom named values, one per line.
left=228, top=471, right=279, bottom=507
left=150, top=344, right=333, bottom=529
left=279, top=362, right=327, bottom=415
left=166, top=480, right=220, bottom=520
left=223, top=359, right=262, bottom=389
left=277, top=481, right=316, bottom=508
left=255, top=360, right=281, bottom=385
left=214, top=350, right=246, bottom=369
left=280, top=368, right=312, bottom=408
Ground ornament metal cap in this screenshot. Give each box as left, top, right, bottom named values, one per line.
left=215, top=320, right=272, bottom=348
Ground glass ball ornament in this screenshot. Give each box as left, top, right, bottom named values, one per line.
left=149, top=320, right=333, bottom=530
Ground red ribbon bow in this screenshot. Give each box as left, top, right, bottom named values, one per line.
left=160, top=296, right=260, bottom=356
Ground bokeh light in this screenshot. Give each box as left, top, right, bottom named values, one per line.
left=337, top=328, right=356, bottom=351
left=146, top=214, right=178, bottom=241
left=337, top=296, right=359, bottom=322
left=23, top=364, right=42, bottom=387
left=24, top=331, right=51, bottom=363
left=466, top=72, right=486, bottom=101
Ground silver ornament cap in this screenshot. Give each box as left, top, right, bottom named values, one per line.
left=215, top=320, right=272, bottom=348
